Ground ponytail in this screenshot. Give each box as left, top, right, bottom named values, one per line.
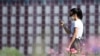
left=69, top=8, right=83, bottom=20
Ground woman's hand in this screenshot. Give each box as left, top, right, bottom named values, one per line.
left=59, top=20, right=64, bottom=26
left=66, top=44, right=71, bottom=51
left=66, top=47, right=70, bottom=51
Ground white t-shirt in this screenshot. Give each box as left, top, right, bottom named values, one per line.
left=70, top=19, right=83, bottom=39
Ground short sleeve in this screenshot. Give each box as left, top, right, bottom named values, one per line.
left=74, top=21, right=78, bottom=27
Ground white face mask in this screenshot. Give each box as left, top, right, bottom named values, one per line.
left=69, top=17, right=74, bottom=21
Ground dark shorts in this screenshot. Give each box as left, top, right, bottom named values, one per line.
left=69, top=38, right=82, bottom=50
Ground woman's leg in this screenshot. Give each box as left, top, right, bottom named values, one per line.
left=70, top=39, right=77, bottom=50
left=74, top=39, right=82, bottom=53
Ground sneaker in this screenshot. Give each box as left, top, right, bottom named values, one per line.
left=70, top=48, right=77, bottom=54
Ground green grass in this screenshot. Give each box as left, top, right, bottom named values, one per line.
left=0, top=47, right=23, bottom=56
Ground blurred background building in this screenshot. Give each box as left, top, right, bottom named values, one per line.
left=0, top=0, right=100, bottom=56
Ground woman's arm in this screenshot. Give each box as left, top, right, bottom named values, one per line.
left=59, top=20, right=71, bottom=34
left=63, top=24, right=71, bottom=34
left=68, top=27, right=78, bottom=48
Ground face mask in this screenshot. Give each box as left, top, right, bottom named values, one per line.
left=69, top=17, right=74, bottom=21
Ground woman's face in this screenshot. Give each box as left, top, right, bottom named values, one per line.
left=70, top=15, right=75, bottom=21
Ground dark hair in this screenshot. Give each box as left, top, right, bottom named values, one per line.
left=69, top=8, right=83, bottom=20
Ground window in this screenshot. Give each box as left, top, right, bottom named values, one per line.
left=95, top=0, right=100, bottom=4
left=2, top=0, right=100, bottom=5
left=75, top=0, right=82, bottom=4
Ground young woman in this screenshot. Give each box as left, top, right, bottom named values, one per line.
left=60, top=8, right=83, bottom=53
